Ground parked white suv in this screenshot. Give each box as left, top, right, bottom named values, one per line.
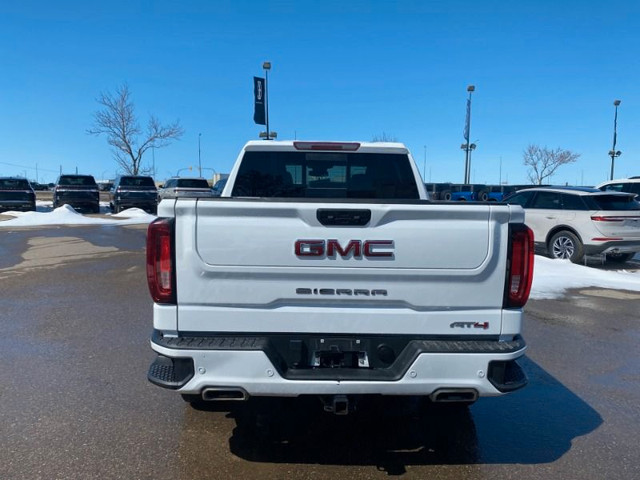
left=504, top=186, right=640, bottom=264
left=596, top=177, right=640, bottom=198
left=157, top=177, right=213, bottom=200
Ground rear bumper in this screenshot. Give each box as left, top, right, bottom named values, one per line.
left=584, top=240, right=640, bottom=255
left=148, top=331, right=527, bottom=397
left=55, top=193, right=99, bottom=208
left=113, top=192, right=158, bottom=209
left=114, top=200, right=157, bottom=209
left=0, top=200, right=35, bottom=210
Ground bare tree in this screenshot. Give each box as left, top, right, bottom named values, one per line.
left=523, top=144, right=580, bottom=185
left=88, top=84, right=184, bottom=175
left=371, top=132, right=398, bottom=142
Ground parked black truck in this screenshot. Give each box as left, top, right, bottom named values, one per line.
left=52, top=174, right=100, bottom=213
left=109, top=175, right=158, bottom=214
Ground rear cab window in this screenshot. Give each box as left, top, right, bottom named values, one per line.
left=0, top=179, right=30, bottom=190
left=232, top=151, right=419, bottom=199
left=58, top=175, right=97, bottom=186
left=177, top=179, right=210, bottom=189
left=120, top=176, right=156, bottom=187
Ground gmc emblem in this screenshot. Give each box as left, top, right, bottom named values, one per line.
left=295, top=239, right=394, bottom=259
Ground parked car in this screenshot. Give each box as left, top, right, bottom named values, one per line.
left=30, top=181, right=49, bottom=191
left=596, top=177, right=640, bottom=199
left=211, top=177, right=227, bottom=197
left=477, top=184, right=538, bottom=202
left=52, top=174, right=100, bottom=213
left=0, top=177, right=36, bottom=212
left=449, top=184, right=486, bottom=201
left=98, top=181, right=114, bottom=192
left=424, top=182, right=452, bottom=200
left=109, top=175, right=158, bottom=214
left=157, top=177, right=213, bottom=200
left=503, top=186, right=640, bottom=263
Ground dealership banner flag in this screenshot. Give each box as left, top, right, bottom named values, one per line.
left=253, top=76, right=266, bottom=125
left=463, top=98, right=471, bottom=141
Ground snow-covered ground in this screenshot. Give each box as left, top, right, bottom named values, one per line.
left=1, top=202, right=640, bottom=298
left=531, top=255, right=640, bottom=299
left=0, top=202, right=156, bottom=227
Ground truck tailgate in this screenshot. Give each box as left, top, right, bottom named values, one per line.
left=173, top=199, right=519, bottom=335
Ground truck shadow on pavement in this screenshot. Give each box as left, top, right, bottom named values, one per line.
left=189, top=357, right=601, bottom=474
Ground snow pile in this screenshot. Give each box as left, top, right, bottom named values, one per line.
left=0, top=205, right=156, bottom=227
left=111, top=208, right=156, bottom=220
left=530, top=256, right=640, bottom=299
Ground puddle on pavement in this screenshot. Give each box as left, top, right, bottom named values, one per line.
left=0, top=236, right=122, bottom=279
left=578, top=289, right=640, bottom=300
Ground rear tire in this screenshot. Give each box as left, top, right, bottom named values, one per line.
left=549, top=230, right=584, bottom=263
left=477, top=190, right=489, bottom=202
left=442, top=190, right=452, bottom=201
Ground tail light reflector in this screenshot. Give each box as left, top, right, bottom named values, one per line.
left=591, top=216, right=625, bottom=222
left=591, top=237, right=623, bottom=241
left=505, top=224, right=534, bottom=308
left=147, top=218, right=176, bottom=304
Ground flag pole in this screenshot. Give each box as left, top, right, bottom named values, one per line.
left=263, top=61, right=271, bottom=140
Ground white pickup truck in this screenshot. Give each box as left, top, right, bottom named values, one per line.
left=146, top=140, right=534, bottom=414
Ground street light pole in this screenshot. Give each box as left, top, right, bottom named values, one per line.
left=462, top=85, right=475, bottom=184
left=423, top=145, right=427, bottom=180
left=198, top=133, right=202, bottom=177
left=609, top=100, right=622, bottom=180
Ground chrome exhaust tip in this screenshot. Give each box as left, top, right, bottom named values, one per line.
left=430, top=388, right=478, bottom=403
left=202, top=387, right=249, bottom=401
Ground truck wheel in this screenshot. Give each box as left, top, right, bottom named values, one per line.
left=549, top=230, right=584, bottom=263
left=113, top=204, right=120, bottom=214
left=478, top=191, right=489, bottom=202
left=442, top=190, right=452, bottom=201
left=606, top=252, right=634, bottom=264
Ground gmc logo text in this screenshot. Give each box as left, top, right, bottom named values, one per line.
left=295, top=239, right=394, bottom=258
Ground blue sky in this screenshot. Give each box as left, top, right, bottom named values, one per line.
left=1, top=0, right=639, bottom=185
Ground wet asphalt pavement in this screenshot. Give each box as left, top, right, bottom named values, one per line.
left=1, top=225, right=639, bottom=480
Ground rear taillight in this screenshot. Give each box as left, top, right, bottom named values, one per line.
left=504, top=223, right=534, bottom=308
left=146, top=218, right=176, bottom=304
